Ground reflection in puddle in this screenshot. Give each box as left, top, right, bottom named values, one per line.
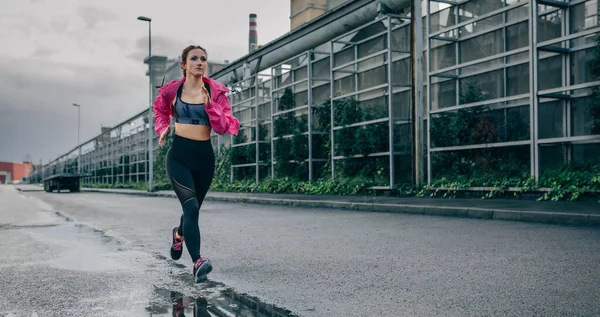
left=148, top=281, right=298, bottom=317
left=16, top=208, right=298, bottom=317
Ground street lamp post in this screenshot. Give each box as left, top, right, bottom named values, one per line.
left=40, top=141, right=44, bottom=182
left=72, top=103, right=81, bottom=174
left=137, top=15, right=154, bottom=192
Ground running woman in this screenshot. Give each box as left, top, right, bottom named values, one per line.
left=153, top=45, right=240, bottom=283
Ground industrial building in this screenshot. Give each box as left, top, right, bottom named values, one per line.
left=0, top=161, right=33, bottom=184
left=32, top=0, right=600, bottom=191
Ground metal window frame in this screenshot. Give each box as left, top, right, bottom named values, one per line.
left=332, top=83, right=390, bottom=101
left=538, top=135, right=600, bottom=144
left=431, top=93, right=531, bottom=114
left=333, top=151, right=407, bottom=160
left=332, top=49, right=389, bottom=72
left=228, top=72, right=273, bottom=183
left=430, top=140, right=531, bottom=152
left=328, top=15, right=416, bottom=189
left=333, top=58, right=391, bottom=84
left=430, top=47, right=530, bottom=76
left=537, top=26, right=600, bottom=47
left=332, top=117, right=391, bottom=130
left=538, top=80, right=600, bottom=95
left=429, top=1, right=530, bottom=38
left=427, top=0, right=543, bottom=183
left=533, top=0, right=600, bottom=181
left=270, top=49, right=328, bottom=181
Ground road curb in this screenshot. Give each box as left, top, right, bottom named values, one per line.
left=80, top=188, right=599, bottom=227
left=82, top=188, right=174, bottom=198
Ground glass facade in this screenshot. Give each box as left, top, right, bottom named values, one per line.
left=226, top=74, right=272, bottom=183
left=428, top=0, right=600, bottom=183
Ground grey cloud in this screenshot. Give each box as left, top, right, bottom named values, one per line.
left=0, top=58, right=128, bottom=108
left=0, top=108, right=73, bottom=163
left=0, top=56, right=147, bottom=162
left=30, top=0, right=44, bottom=2
left=202, top=43, right=246, bottom=63
left=31, top=45, right=59, bottom=57
left=111, top=37, right=130, bottom=51
left=0, top=14, right=38, bottom=36
left=1, top=13, right=67, bottom=38
left=77, top=5, right=119, bottom=29
left=125, top=35, right=245, bottom=65
left=50, top=19, right=69, bottom=34
left=137, top=34, right=189, bottom=56
left=126, top=34, right=188, bottom=62
left=126, top=50, right=148, bottom=63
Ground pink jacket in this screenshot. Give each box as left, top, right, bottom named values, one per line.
left=153, top=76, right=240, bottom=136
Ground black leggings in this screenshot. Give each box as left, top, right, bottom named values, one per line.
left=166, top=134, right=215, bottom=263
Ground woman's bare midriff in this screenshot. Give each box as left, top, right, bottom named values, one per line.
left=174, top=123, right=212, bottom=141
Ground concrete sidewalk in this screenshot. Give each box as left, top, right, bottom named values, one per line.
left=16, top=184, right=600, bottom=227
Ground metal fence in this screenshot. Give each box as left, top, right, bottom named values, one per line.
left=29, top=110, right=156, bottom=186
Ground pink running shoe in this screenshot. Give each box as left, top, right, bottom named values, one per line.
left=193, top=257, right=213, bottom=283
left=170, top=227, right=184, bottom=260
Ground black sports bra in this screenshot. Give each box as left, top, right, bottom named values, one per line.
left=173, top=84, right=211, bottom=126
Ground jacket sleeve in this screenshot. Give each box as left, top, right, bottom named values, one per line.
left=205, top=92, right=240, bottom=135
left=153, top=94, right=171, bottom=136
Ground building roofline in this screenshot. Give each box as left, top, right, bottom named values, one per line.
left=210, top=0, right=376, bottom=83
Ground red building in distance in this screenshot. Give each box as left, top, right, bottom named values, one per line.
left=0, top=161, right=33, bottom=184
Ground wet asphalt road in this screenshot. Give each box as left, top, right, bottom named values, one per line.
left=2, top=185, right=600, bottom=316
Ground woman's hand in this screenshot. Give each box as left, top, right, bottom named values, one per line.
left=159, top=125, right=171, bottom=147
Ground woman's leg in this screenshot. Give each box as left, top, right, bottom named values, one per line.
left=187, top=155, right=214, bottom=254
left=166, top=148, right=186, bottom=261
left=188, top=145, right=215, bottom=282
left=178, top=215, right=184, bottom=237
left=166, top=156, right=202, bottom=263
left=191, top=153, right=215, bottom=222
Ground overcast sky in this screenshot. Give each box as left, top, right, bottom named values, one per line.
left=0, top=0, right=290, bottom=163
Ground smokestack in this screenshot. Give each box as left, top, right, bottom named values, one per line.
left=249, top=13, right=258, bottom=53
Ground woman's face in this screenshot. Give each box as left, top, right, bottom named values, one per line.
left=182, top=48, right=208, bottom=77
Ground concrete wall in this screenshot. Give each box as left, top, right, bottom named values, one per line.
left=163, top=58, right=230, bottom=83
left=290, top=0, right=347, bottom=30
left=144, top=56, right=168, bottom=103
left=290, top=0, right=327, bottom=30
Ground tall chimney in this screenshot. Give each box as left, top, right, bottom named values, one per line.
left=249, top=13, right=258, bottom=53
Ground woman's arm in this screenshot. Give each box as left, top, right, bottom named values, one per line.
left=204, top=92, right=240, bottom=135
left=153, top=94, right=171, bottom=136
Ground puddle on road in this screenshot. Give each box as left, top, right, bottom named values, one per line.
left=146, top=281, right=298, bottom=317
left=14, top=208, right=299, bottom=317
left=21, top=216, right=130, bottom=272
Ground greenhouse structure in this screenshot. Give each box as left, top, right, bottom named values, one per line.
left=31, top=0, right=600, bottom=192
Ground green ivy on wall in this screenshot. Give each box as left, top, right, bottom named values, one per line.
left=430, top=81, right=529, bottom=148
left=153, top=132, right=173, bottom=191
left=332, top=97, right=389, bottom=185
left=273, top=88, right=309, bottom=180
left=213, top=145, right=232, bottom=188
left=429, top=80, right=530, bottom=185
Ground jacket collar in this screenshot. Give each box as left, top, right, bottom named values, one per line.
left=158, top=76, right=228, bottom=101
